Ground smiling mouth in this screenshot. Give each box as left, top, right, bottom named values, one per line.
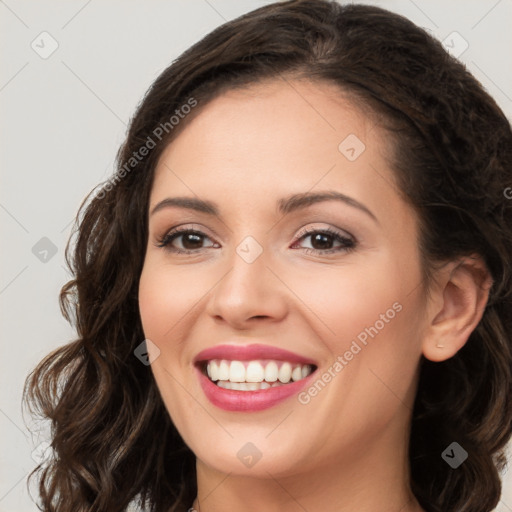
left=197, top=359, right=317, bottom=391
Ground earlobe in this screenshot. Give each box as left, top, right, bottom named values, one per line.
left=422, top=255, right=493, bottom=363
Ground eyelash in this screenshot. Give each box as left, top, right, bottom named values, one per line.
left=156, top=226, right=356, bottom=256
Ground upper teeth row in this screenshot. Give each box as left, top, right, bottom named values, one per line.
left=206, top=359, right=313, bottom=384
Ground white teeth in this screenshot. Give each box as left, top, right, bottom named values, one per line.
left=218, top=360, right=230, bottom=381
left=208, top=360, right=219, bottom=381
left=278, top=362, right=292, bottom=383
left=291, top=365, right=302, bottom=382
left=205, top=359, right=315, bottom=388
left=264, top=361, right=278, bottom=382
left=216, top=380, right=275, bottom=391
left=229, top=361, right=246, bottom=382
left=246, top=361, right=265, bottom=382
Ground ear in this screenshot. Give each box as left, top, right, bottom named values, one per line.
left=422, top=254, right=493, bottom=362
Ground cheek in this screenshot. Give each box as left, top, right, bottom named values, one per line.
left=288, top=255, right=407, bottom=344
left=138, top=262, right=203, bottom=342
left=138, top=262, right=201, bottom=433
left=286, top=251, right=423, bottom=396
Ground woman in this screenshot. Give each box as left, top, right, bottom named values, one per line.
left=24, top=1, right=512, bottom=511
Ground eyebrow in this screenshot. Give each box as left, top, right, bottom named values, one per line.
left=150, top=191, right=378, bottom=224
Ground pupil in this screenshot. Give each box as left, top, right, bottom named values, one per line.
left=312, top=233, right=333, bottom=250
left=183, top=233, right=203, bottom=249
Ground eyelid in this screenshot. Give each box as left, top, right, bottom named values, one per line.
left=156, top=223, right=220, bottom=242
left=294, top=224, right=355, bottom=242
left=155, top=222, right=357, bottom=255
left=290, top=224, right=356, bottom=254
left=155, top=224, right=218, bottom=250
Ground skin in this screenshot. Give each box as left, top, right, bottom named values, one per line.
left=138, top=78, right=491, bottom=512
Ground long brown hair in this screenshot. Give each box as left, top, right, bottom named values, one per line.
left=24, top=1, right=512, bottom=511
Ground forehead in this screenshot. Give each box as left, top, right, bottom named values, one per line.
left=152, top=79, right=387, bottom=192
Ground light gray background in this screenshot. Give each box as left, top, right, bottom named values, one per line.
left=1, top=1, right=512, bottom=510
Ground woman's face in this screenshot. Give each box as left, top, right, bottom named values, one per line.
left=139, top=79, right=428, bottom=479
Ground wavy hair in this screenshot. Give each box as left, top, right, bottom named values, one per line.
left=23, top=1, right=512, bottom=511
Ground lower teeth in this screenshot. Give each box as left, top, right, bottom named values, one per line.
left=215, top=380, right=286, bottom=391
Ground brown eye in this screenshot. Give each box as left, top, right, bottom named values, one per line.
left=157, top=229, right=218, bottom=254
left=292, top=228, right=356, bottom=255
left=309, top=232, right=336, bottom=250
left=179, top=232, right=204, bottom=250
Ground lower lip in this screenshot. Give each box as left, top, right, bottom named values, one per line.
left=196, top=366, right=316, bottom=412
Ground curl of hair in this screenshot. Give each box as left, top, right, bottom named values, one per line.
left=24, top=1, right=512, bottom=511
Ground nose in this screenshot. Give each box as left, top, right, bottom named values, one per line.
left=205, top=246, right=289, bottom=329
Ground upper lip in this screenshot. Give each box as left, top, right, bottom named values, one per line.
left=194, top=343, right=318, bottom=365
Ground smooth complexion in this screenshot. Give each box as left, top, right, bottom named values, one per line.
left=138, top=79, right=491, bottom=512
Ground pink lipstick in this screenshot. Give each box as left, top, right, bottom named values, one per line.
left=194, top=344, right=317, bottom=412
